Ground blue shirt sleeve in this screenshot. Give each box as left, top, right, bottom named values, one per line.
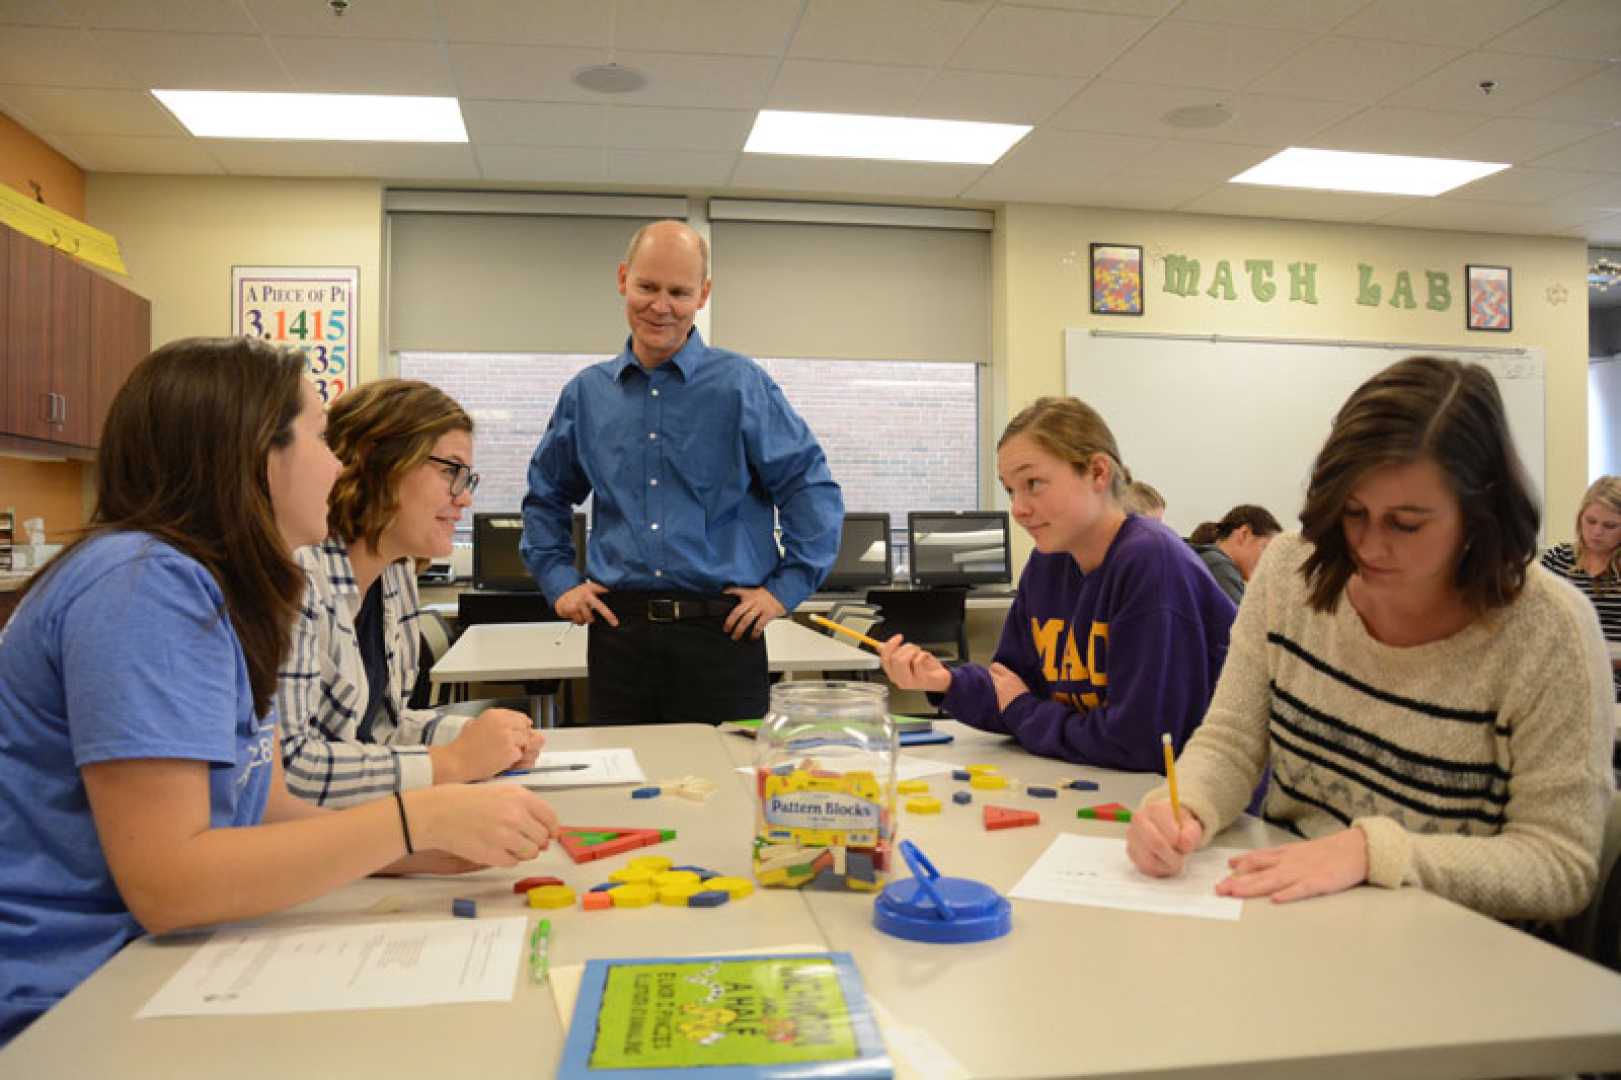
left=522, top=381, right=594, bottom=604
left=63, top=550, right=246, bottom=768
left=741, top=373, right=843, bottom=611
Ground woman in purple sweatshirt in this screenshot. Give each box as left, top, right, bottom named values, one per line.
left=879, top=397, right=1237, bottom=772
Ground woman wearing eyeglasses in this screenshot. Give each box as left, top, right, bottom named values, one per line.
left=275, top=379, right=544, bottom=807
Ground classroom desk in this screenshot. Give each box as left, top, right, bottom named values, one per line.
left=9, top=722, right=1621, bottom=1079
left=424, top=592, right=1019, bottom=619
left=428, top=617, right=879, bottom=697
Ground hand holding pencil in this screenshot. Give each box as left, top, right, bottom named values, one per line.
left=813, top=614, right=952, bottom=694
left=1123, top=744, right=1204, bottom=880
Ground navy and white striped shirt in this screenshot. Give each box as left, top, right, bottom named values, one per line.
left=1541, top=542, right=1621, bottom=700
left=275, top=537, right=464, bottom=806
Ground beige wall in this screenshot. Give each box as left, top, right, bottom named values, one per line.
left=996, top=202, right=1590, bottom=563
left=84, top=175, right=384, bottom=382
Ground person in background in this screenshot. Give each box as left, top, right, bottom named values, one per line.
left=521, top=220, right=842, bottom=724
left=1122, top=479, right=1166, bottom=521
left=1540, top=475, right=1621, bottom=701
left=1189, top=504, right=1283, bottom=605
left=276, top=380, right=544, bottom=808
left=879, top=396, right=1236, bottom=772
left=0, top=339, right=559, bottom=1046
left=1126, top=357, right=1612, bottom=922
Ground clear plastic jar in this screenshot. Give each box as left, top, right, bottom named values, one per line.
left=752, top=681, right=896, bottom=892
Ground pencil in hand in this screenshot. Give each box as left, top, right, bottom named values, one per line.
left=1162, top=732, right=1182, bottom=826
left=809, top=614, right=885, bottom=651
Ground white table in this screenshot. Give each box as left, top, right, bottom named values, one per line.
left=9, top=722, right=1621, bottom=1078
left=429, top=617, right=878, bottom=695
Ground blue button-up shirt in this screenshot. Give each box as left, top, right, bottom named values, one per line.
left=521, top=329, right=843, bottom=611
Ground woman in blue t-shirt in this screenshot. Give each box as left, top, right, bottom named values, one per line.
left=0, top=337, right=560, bottom=1046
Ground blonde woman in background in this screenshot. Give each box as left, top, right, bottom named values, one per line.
left=1121, top=479, right=1166, bottom=520
left=1541, top=475, right=1621, bottom=701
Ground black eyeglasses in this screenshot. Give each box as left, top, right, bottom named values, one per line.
left=426, top=455, right=480, bottom=497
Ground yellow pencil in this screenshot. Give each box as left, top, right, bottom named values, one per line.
left=809, top=614, right=885, bottom=651
left=1162, top=732, right=1182, bottom=826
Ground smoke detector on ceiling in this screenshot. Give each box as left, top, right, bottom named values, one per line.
left=1160, top=103, right=1233, bottom=130
left=572, top=64, right=648, bottom=95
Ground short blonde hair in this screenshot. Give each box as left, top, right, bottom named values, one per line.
left=998, top=396, right=1129, bottom=500
left=1575, top=475, right=1621, bottom=583
left=325, top=379, right=472, bottom=550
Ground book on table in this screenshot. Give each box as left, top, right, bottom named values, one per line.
left=557, top=951, right=892, bottom=1078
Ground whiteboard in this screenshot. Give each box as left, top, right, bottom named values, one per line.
left=1063, top=330, right=1545, bottom=540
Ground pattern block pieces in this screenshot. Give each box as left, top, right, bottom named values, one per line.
left=970, top=773, right=1008, bottom=791
left=905, top=796, right=942, bottom=814
left=1066, top=779, right=1100, bottom=792
left=984, top=805, right=1041, bottom=831
left=452, top=898, right=476, bottom=918
left=1027, top=786, right=1058, bottom=798
left=527, top=885, right=576, bottom=909
left=1076, top=802, right=1133, bottom=822
left=556, top=826, right=674, bottom=864
left=952, top=791, right=972, bottom=805
left=513, top=876, right=564, bottom=894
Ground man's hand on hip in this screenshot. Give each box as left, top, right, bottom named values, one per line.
left=723, top=586, right=785, bottom=641
left=555, top=581, right=618, bottom=627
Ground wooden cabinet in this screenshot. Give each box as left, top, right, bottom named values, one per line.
left=0, top=224, right=149, bottom=451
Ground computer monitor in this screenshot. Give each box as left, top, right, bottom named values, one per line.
left=907, top=511, right=1011, bottom=588
left=821, top=512, right=892, bottom=592
left=472, top=513, right=538, bottom=591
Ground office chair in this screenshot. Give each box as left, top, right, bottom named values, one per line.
left=864, top=588, right=970, bottom=663
left=452, top=591, right=573, bottom=727
left=408, top=609, right=547, bottom=723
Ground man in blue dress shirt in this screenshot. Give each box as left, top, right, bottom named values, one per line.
left=521, top=220, right=843, bottom=724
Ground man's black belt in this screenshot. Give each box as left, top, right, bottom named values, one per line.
left=607, top=592, right=739, bottom=623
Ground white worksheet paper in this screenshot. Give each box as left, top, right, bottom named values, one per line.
left=137, top=916, right=527, bottom=1018
left=1009, top=834, right=1243, bottom=921
left=489, top=748, right=645, bottom=788
left=734, top=754, right=956, bottom=784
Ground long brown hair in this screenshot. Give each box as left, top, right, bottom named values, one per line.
left=1190, top=504, right=1282, bottom=546
left=324, top=379, right=473, bottom=550
left=999, top=396, right=1129, bottom=499
left=1298, top=356, right=1539, bottom=614
left=23, top=337, right=307, bottom=715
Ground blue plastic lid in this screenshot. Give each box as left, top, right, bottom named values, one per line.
left=873, top=840, right=1011, bottom=944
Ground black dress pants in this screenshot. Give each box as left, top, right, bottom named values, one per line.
left=587, top=605, right=769, bottom=725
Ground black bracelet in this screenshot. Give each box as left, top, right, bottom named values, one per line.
left=393, top=792, right=415, bottom=855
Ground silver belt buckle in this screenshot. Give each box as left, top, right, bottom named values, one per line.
left=647, top=598, right=678, bottom=622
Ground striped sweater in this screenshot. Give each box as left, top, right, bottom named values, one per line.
left=1160, top=533, right=1614, bottom=921
left=1539, top=541, right=1621, bottom=700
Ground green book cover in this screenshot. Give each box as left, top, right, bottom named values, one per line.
left=558, top=952, right=891, bottom=1078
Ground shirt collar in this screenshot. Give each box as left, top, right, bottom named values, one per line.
left=613, top=327, right=706, bottom=382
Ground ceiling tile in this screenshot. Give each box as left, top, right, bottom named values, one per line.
left=1247, top=37, right=1462, bottom=103
left=608, top=50, right=776, bottom=109
left=48, top=132, right=223, bottom=172
left=1169, top=0, right=1365, bottom=32
left=765, top=58, right=931, bottom=115
left=1382, top=50, right=1603, bottom=114
left=1029, top=0, right=1178, bottom=16
left=57, top=0, right=257, bottom=34
left=789, top=0, right=983, bottom=68
left=1181, top=184, right=1416, bottom=223
left=0, top=1, right=79, bottom=27
left=1106, top=19, right=1313, bottom=89
left=1049, top=80, right=1358, bottom=147
left=952, top=5, right=1153, bottom=77
left=972, top=127, right=1159, bottom=187
left=241, top=0, right=443, bottom=40
left=912, top=69, right=1085, bottom=125
left=1308, top=107, right=1487, bottom=155
left=448, top=43, right=603, bottom=100
left=604, top=106, right=753, bottom=152
left=474, top=143, right=606, bottom=182
left=0, top=85, right=181, bottom=135
left=1487, top=0, right=1621, bottom=62
left=1580, top=211, right=1621, bottom=244
left=342, top=141, right=481, bottom=180
left=460, top=100, right=605, bottom=146
left=1445, top=166, right=1608, bottom=203
left=729, top=153, right=986, bottom=198
left=0, top=25, right=134, bottom=86
left=451, top=43, right=775, bottom=109
left=607, top=146, right=736, bottom=185
left=270, top=36, right=455, bottom=95
left=1440, top=115, right=1607, bottom=164
left=442, top=0, right=609, bottom=47
left=612, top=0, right=800, bottom=57
left=1373, top=198, right=1587, bottom=234
left=1335, top=0, right=1558, bottom=48
left=94, top=30, right=294, bottom=91
left=1529, top=129, right=1621, bottom=173
left=1511, top=65, right=1621, bottom=125
left=1125, top=138, right=1272, bottom=180
left=205, top=138, right=371, bottom=176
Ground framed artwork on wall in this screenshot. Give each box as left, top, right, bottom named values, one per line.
left=1091, top=243, right=1144, bottom=316
left=1466, top=264, right=1511, bottom=332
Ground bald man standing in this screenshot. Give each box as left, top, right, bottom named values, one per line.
left=521, top=221, right=843, bottom=725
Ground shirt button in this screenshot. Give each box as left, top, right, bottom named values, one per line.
left=651, top=522, right=660, bottom=531
left=651, top=388, right=660, bottom=397
left=649, top=478, right=658, bottom=487
left=648, top=432, right=657, bottom=440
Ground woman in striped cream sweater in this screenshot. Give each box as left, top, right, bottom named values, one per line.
left=1127, top=357, right=1614, bottom=921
